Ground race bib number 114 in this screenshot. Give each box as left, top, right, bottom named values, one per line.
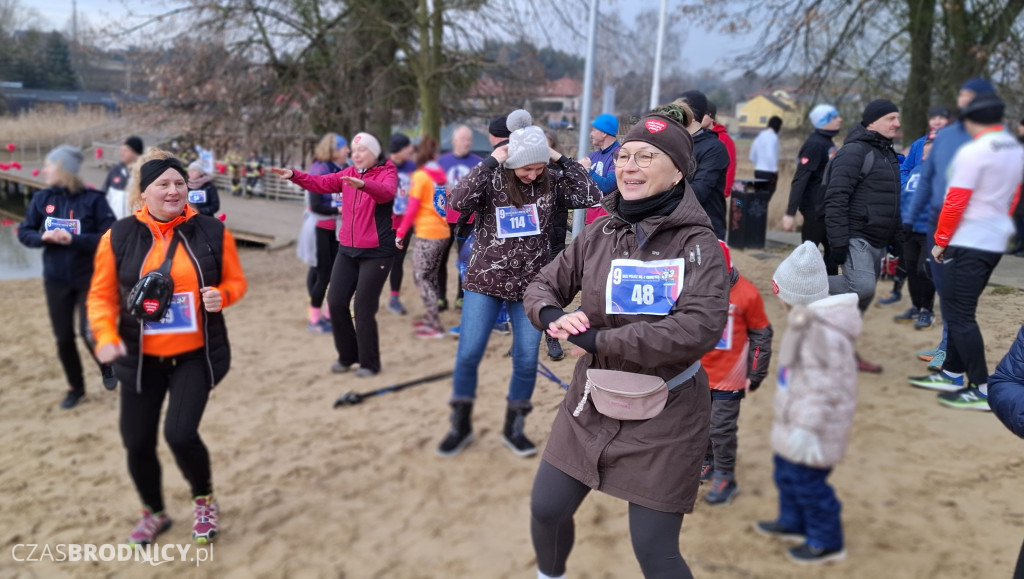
left=605, top=258, right=685, bottom=315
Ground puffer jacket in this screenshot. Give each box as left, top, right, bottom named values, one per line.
left=989, top=324, right=1024, bottom=438
left=824, top=125, right=902, bottom=249
left=770, top=292, right=861, bottom=468
left=689, top=128, right=730, bottom=240
left=451, top=155, right=599, bottom=301
left=289, top=160, right=397, bottom=259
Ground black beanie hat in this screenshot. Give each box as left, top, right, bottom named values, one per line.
left=488, top=116, right=511, bottom=139
left=677, top=91, right=708, bottom=123
left=622, top=114, right=693, bottom=176
left=928, top=106, right=951, bottom=119
left=388, top=133, right=412, bottom=154
left=959, top=93, right=1005, bottom=125
left=861, top=99, right=899, bottom=127
left=124, top=136, right=143, bottom=156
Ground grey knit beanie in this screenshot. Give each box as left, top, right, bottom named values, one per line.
left=772, top=241, right=829, bottom=306
left=46, top=144, right=83, bottom=176
left=504, top=109, right=549, bottom=169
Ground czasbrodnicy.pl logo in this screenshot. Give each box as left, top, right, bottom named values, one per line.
left=12, top=543, right=213, bottom=566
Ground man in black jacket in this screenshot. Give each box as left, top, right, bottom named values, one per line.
left=782, top=104, right=842, bottom=273
left=825, top=99, right=903, bottom=372
left=679, top=90, right=730, bottom=240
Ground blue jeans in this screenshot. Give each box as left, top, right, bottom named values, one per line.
left=452, top=290, right=540, bottom=403
left=925, top=228, right=948, bottom=351
left=773, top=454, right=843, bottom=551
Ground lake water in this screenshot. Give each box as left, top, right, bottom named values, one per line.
left=0, top=219, right=42, bottom=280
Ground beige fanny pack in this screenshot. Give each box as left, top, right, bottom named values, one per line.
left=573, top=362, right=702, bottom=421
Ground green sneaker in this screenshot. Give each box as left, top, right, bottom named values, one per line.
left=908, top=371, right=963, bottom=392
left=937, top=387, right=990, bottom=412
left=927, top=350, right=945, bottom=372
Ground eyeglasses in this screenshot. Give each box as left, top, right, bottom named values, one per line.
left=612, top=150, right=663, bottom=168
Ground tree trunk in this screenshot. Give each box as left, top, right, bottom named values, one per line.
left=416, top=0, right=444, bottom=141
left=901, top=0, right=936, bottom=143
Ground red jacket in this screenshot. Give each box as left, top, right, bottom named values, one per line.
left=291, top=161, right=398, bottom=253
left=701, top=269, right=772, bottom=392
left=713, top=123, right=737, bottom=197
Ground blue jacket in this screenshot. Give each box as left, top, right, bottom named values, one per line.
left=989, top=324, right=1024, bottom=438
left=899, top=164, right=930, bottom=234
left=587, top=141, right=620, bottom=194
left=899, top=135, right=927, bottom=188
left=17, top=186, right=116, bottom=287
left=905, top=122, right=970, bottom=230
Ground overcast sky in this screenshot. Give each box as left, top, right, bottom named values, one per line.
left=34, top=0, right=755, bottom=70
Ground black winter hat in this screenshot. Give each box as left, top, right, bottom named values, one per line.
left=959, top=93, right=1005, bottom=125
left=388, top=133, right=412, bottom=154
left=488, top=116, right=511, bottom=138
left=124, top=136, right=143, bottom=155
left=677, top=91, right=708, bottom=123
left=861, top=99, right=899, bottom=127
left=928, top=106, right=951, bottom=119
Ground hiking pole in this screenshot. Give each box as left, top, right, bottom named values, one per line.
left=333, top=370, right=454, bottom=408
left=537, top=362, right=570, bottom=390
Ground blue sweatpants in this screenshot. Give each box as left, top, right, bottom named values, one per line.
left=773, top=454, right=843, bottom=551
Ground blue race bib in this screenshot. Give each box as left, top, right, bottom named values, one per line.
left=433, top=184, right=448, bottom=218
left=142, top=293, right=198, bottom=335
left=393, top=173, right=412, bottom=215
left=187, top=190, right=207, bottom=204
left=605, top=258, right=685, bottom=315
left=44, top=217, right=81, bottom=235
left=715, top=306, right=735, bottom=350
left=495, top=204, right=541, bottom=239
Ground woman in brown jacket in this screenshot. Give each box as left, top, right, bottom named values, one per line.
left=524, top=103, right=729, bottom=578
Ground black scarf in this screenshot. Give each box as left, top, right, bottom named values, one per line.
left=617, top=183, right=686, bottom=224
left=816, top=128, right=840, bottom=139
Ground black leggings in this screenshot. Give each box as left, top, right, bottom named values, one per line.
left=902, top=232, right=935, bottom=311
left=118, top=349, right=212, bottom=513
left=389, top=228, right=414, bottom=293
left=44, top=281, right=101, bottom=392
left=306, top=226, right=339, bottom=309
left=327, top=252, right=393, bottom=373
left=530, top=460, right=692, bottom=578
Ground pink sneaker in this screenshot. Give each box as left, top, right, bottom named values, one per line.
left=414, top=326, right=446, bottom=339
left=192, top=495, right=219, bottom=543
left=412, top=317, right=431, bottom=329
left=127, top=509, right=171, bottom=546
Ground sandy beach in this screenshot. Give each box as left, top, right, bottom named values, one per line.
left=2, top=242, right=1024, bottom=578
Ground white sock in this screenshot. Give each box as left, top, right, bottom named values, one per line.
left=978, top=383, right=988, bottom=395
left=538, top=571, right=565, bottom=579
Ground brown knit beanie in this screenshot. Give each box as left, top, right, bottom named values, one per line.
left=622, top=113, right=693, bottom=175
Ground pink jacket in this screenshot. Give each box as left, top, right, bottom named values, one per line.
left=290, top=161, right=398, bottom=250
left=770, top=293, right=861, bottom=468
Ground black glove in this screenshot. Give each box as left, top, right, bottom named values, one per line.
left=748, top=379, right=762, bottom=392
left=828, top=245, right=848, bottom=269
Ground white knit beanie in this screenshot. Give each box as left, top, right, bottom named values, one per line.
left=504, top=109, right=549, bottom=169
left=351, top=132, right=382, bottom=159
left=808, top=104, right=840, bottom=129
left=772, top=241, right=829, bottom=306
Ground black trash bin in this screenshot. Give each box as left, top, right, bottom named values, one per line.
left=727, top=178, right=773, bottom=250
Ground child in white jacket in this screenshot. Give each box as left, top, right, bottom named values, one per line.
left=755, top=241, right=862, bottom=565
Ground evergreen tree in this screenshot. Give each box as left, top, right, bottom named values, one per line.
left=44, top=32, right=79, bottom=90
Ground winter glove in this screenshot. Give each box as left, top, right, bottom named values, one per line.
left=827, top=245, right=848, bottom=270
left=787, top=427, right=824, bottom=465
left=748, top=379, right=762, bottom=392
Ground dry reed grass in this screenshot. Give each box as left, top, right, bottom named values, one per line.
left=0, top=109, right=113, bottom=142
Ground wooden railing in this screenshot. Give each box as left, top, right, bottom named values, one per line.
left=213, top=174, right=306, bottom=202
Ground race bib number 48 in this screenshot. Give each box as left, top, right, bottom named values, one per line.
left=495, top=204, right=541, bottom=238
left=605, top=258, right=685, bottom=315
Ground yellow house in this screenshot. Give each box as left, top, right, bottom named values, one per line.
left=736, top=90, right=805, bottom=136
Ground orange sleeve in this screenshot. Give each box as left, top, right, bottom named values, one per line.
left=934, top=186, right=973, bottom=247
left=739, top=278, right=771, bottom=331
left=87, top=230, right=123, bottom=352
left=1010, top=184, right=1021, bottom=217
left=212, top=229, right=247, bottom=308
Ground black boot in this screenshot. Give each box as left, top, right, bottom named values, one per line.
left=545, top=334, right=564, bottom=361
left=437, top=401, right=474, bottom=457
left=502, top=404, right=537, bottom=457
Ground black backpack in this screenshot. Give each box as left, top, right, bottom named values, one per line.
left=820, top=141, right=875, bottom=192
